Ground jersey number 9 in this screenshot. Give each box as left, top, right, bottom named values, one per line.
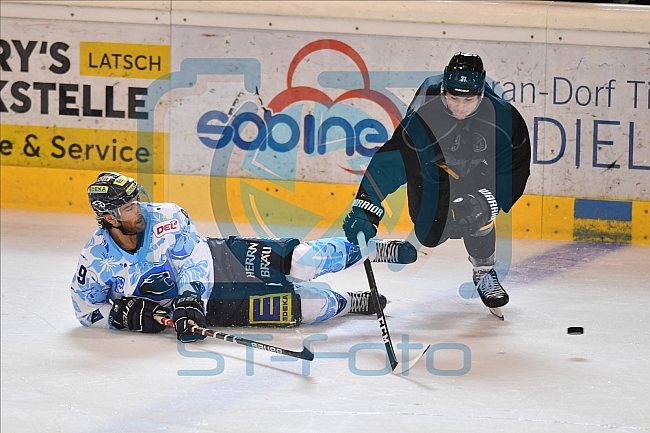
left=77, top=265, right=87, bottom=285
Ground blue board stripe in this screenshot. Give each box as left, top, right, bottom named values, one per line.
left=574, top=199, right=632, bottom=221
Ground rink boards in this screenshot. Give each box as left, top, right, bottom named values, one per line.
left=2, top=165, right=649, bottom=245
left=1, top=1, right=648, bottom=244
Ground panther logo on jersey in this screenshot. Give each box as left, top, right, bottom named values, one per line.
left=472, top=132, right=487, bottom=152
left=138, top=271, right=178, bottom=297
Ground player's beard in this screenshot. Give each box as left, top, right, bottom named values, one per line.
left=119, top=213, right=146, bottom=236
left=134, top=213, right=146, bottom=233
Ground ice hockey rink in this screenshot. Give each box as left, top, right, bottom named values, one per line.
left=1, top=208, right=648, bottom=432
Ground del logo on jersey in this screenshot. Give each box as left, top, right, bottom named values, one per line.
left=154, top=219, right=180, bottom=237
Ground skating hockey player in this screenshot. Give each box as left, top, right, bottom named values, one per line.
left=72, top=172, right=417, bottom=342
left=343, top=52, right=531, bottom=318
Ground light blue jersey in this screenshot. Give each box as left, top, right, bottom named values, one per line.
left=71, top=203, right=213, bottom=329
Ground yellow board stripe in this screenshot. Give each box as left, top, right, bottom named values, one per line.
left=574, top=219, right=632, bottom=243
left=1, top=167, right=648, bottom=245
left=0, top=124, right=166, bottom=173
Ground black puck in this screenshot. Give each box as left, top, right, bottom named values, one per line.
left=567, top=326, right=584, bottom=335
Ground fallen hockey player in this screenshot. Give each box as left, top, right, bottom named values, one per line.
left=72, top=172, right=417, bottom=342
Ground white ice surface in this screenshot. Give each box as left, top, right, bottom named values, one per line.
left=2, top=209, right=649, bottom=432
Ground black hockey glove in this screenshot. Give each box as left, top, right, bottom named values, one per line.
left=343, top=192, right=385, bottom=245
left=450, top=188, right=500, bottom=233
left=109, top=297, right=169, bottom=333
left=172, top=290, right=207, bottom=343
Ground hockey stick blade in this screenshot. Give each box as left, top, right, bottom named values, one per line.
left=358, top=233, right=399, bottom=372
left=393, top=344, right=431, bottom=376
left=156, top=316, right=314, bottom=361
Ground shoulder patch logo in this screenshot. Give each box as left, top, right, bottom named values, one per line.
left=153, top=218, right=180, bottom=237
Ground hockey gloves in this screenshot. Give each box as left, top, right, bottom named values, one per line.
left=450, top=188, right=500, bottom=233
left=172, top=290, right=207, bottom=343
left=343, top=192, right=385, bottom=244
left=109, top=297, right=169, bottom=333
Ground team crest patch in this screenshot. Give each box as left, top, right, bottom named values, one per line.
left=249, top=293, right=292, bottom=324
left=90, top=309, right=104, bottom=324
left=153, top=219, right=180, bottom=237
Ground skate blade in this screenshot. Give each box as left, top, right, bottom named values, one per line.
left=489, top=307, right=505, bottom=321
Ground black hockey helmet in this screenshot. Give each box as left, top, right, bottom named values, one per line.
left=87, top=172, right=144, bottom=219
left=443, top=52, right=486, bottom=96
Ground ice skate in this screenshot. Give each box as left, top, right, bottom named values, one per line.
left=371, top=239, right=417, bottom=264
left=473, top=267, right=509, bottom=309
left=347, top=291, right=387, bottom=315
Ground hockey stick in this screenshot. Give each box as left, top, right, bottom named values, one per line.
left=357, top=232, right=399, bottom=372
left=156, top=316, right=314, bottom=361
